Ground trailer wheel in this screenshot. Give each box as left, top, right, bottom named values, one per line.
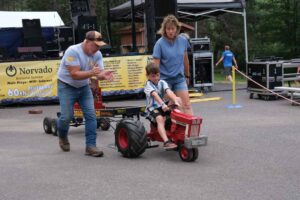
left=179, top=145, right=198, bottom=162
left=115, top=119, right=147, bottom=158
left=51, top=119, right=58, bottom=136
left=263, top=95, right=269, bottom=101
left=76, top=117, right=83, bottom=124
left=43, top=117, right=52, bottom=134
left=249, top=93, right=253, bottom=99
left=99, top=118, right=110, bottom=131
left=269, top=95, right=278, bottom=100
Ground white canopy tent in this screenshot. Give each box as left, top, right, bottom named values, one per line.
left=0, top=11, right=65, bottom=28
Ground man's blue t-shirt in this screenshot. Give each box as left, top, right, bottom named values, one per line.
left=57, top=43, right=104, bottom=88
left=152, top=35, right=189, bottom=82
left=222, top=50, right=235, bottom=68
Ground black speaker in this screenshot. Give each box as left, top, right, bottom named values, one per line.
left=22, top=18, right=45, bottom=52
left=70, top=0, right=90, bottom=17
left=190, top=38, right=211, bottom=52
left=22, top=19, right=42, bottom=39
left=76, top=15, right=97, bottom=43
left=192, top=52, right=214, bottom=88
left=145, top=0, right=177, bottom=53
left=155, top=0, right=177, bottom=17
left=58, top=27, right=74, bottom=51
left=154, top=0, right=177, bottom=28
left=23, top=37, right=45, bottom=47
left=0, top=47, right=7, bottom=60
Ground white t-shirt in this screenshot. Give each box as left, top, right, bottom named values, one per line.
left=57, top=43, right=104, bottom=88
left=144, top=79, right=169, bottom=112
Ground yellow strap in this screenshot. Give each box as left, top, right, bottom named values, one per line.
left=190, top=97, right=222, bottom=103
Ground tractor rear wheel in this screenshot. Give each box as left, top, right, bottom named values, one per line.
left=115, top=119, right=147, bottom=158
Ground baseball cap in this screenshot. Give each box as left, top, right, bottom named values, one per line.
left=85, top=31, right=107, bottom=47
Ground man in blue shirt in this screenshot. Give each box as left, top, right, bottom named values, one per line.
left=216, top=45, right=238, bottom=82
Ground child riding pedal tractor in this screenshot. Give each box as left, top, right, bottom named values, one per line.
left=114, top=63, right=207, bottom=162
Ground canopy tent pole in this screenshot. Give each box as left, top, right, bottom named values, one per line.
left=194, top=21, right=198, bottom=38
left=243, top=8, right=248, bottom=63
left=106, top=0, right=112, bottom=46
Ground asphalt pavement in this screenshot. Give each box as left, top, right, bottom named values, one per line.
left=0, top=86, right=299, bottom=200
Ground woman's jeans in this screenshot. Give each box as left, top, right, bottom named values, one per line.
left=57, top=80, right=97, bottom=147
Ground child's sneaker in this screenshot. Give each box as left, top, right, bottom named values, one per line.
left=163, top=140, right=177, bottom=150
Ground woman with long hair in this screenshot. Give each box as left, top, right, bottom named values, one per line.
left=152, top=15, right=192, bottom=114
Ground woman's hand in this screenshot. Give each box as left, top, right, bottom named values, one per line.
left=185, top=76, right=190, bottom=86
left=174, top=97, right=182, bottom=107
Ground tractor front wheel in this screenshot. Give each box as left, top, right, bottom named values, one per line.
left=179, top=145, right=198, bottom=162
left=115, top=119, right=147, bottom=158
left=191, top=148, right=199, bottom=161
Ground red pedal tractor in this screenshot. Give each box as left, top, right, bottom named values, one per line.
left=114, top=107, right=208, bottom=162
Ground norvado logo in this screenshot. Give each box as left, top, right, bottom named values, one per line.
left=6, top=65, right=17, bottom=77
left=19, top=65, right=53, bottom=75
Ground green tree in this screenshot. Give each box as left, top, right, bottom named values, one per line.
left=23, top=0, right=70, bottom=24
left=199, top=0, right=300, bottom=71
left=196, top=12, right=246, bottom=70
left=0, top=0, right=25, bottom=10
left=247, top=0, right=300, bottom=59
left=95, top=0, right=129, bottom=51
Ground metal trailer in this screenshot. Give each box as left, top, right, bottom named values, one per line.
left=282, top=58, right=300, bottom=85
left=42, top=88, right=145, bottom=136
left=247, top=61, right=284, bottom=100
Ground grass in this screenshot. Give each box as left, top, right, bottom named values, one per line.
left=214, top=68, right=247, bottom=84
